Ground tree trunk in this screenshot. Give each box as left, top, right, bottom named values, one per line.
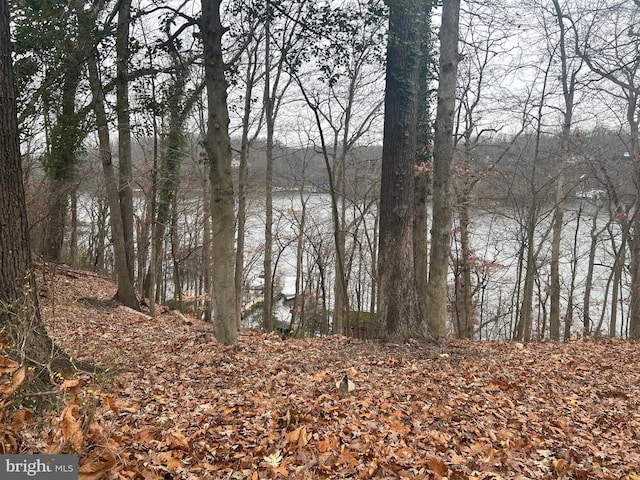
left=84, top=18, right=140, bottom=310
left=148, top=136, right=158, bottom=317
left=293, top=192, right=309, bottom=334
left=42, top=183, right=68, bottom=262
left=563, top=207, right=581, bottom=341
left=69, top=186, right=78, bottom=267
left=611, top=226, right=627, bottom=337
left=423, top=0, right=460, bottom=340
left=549, top=170, right=565, bottom=340
left=377, top=0, right=429, bottom=342
left=582, top=206, right=602, bottom=336
left=94, top=199, right=108, bottom=272
left=235, top=54, right=256, bottom=330
left=201, top=0, right=237, bottom=345
left=628, top=112, right=640, bottom=338
left=332, top=100, right=354, bottom=336
left=549, top=0, right=576, bottom=341
left=414, top=171, right=429, bottom=321
left=414, top=0, right=434, bottom=324
left=454, top=180, right=475, bottom=339
left=517, top=215, right=536, bottom=342
left=0, top=0, right=70, bottom=375
left=170, top=193, right=183, bottom=310
left=42, top=50, right=83, bottom=263
left=116, top=0, right=136, bottom=286
left=201, top=174, right=212, bottom=323
left=263, top=27, right=275, bottom=333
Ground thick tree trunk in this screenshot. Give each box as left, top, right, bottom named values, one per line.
left=143, top=39, right=198, bottom=304
left=145, top=97, right=184, bottom=301
left=423, top=0, right=460, bottom=340
left=201, top=174, right=212, bottom=323
left=201, top=0, right=237, bottom=345
left=262, top=7, right=275, bottom=333
left=377, top=0, right=428, bottom=342
left=0, top=0, right=72, bottom=375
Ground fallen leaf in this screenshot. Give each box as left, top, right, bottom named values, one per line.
left=11, top=408, right=32, bottom=430
left=60, top=404, right=84, bottom=451
left=160, top=451, right=183, bottom=470
left=427, top=456, right=449, bottom=477
left=166, top=429, right=190, bottom=452
left=264, top=450, right=283, bottom=468
left=1, top=366, right=25, bottom=396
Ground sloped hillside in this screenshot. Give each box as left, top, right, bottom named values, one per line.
left=1, top=264, right=639, bottom=479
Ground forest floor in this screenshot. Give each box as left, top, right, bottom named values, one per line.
left=2, top=264, right=640, bottom=479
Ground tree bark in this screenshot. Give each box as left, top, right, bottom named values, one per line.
left=423, top=0, right=460, bottom=340
left=377, top=0, right=429, bottom=342
left=235, top=61, right=255, bottom=330
left=201, top=0, right=237, bottom=345
left=84, top=14, right=140, bottom=310
left=549, top=0, right=578, bottom=341
left=453, top=163, right=475, bottom=339
left=69, top=187, right=78, bottom=267
left=0, top=0, right=72, bottom=376
left=627, top=109, right=640, bottom=339
left=116, top=0, right=136, bottom=286
left=263, top=6, right=275, bottom=333
left=414, top=0, right=434, bottom=326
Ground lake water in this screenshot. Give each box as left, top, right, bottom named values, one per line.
left=243, top=192, right=625, bottom=339
left=76, top=191, right=625, bottom=339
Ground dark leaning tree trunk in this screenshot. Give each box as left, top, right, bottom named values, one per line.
left=0, top=0, right=79, bottom=376
left=377, top=0, right=429, bottom=342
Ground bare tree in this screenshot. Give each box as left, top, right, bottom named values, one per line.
left=291, top=0, right=386, bottom=335
left=574, top=0, right=640, bottom=338
left=547, top=0, right=583, bottom=340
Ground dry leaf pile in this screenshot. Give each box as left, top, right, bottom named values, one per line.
left=3, top=264, right=640, bottom=479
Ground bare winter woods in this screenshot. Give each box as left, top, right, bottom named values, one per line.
left=7, top=0, right=640, bottom=345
